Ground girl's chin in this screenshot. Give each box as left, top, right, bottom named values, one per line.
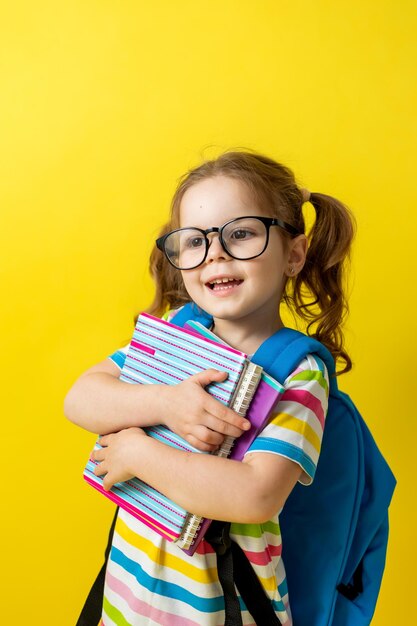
left=199, top=298, right=245, bottom=320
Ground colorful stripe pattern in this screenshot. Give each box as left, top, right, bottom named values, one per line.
left=85, top=313, right=282, bottom=552
left=248, top=355, right=329, bottom=484
left=101, top=324, right=329, bottom=625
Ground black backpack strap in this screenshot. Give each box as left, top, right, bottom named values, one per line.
left=76, top=507, right=118, bottom=626
left=232, top=540, right=282, bottom=626
left=206, top=522, right=281, bottom=626
left=337, top=559, right=364, bottom=601
left=206, top=522, right=243, bottom=626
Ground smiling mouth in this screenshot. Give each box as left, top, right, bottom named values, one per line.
left=206, top=277, right=244, bottom=291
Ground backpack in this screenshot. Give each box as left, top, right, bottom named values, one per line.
left=172, top=302, right=396, bottom=626
left=77, top=302, right=396, bottom=626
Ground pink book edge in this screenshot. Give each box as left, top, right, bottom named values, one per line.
left=83, top=474, right=178, bottom=542
left=140, top=312, right=247, bottom=357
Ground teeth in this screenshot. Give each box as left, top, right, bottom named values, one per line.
left=211, top=278, right=237, bottom=284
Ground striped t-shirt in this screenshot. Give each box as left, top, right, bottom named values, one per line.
left=101, top=318, right=329, bottom=626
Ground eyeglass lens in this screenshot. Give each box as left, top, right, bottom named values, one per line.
left=164, top=217, right=268, bottom=269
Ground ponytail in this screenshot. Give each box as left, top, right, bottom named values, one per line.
left=291, top=193, right=356, bottom=374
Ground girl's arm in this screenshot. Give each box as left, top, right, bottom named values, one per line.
left=91, top=354, right=328, bottom=523
left=93, top=427, right=302, bottom=524
left=64, top=359, right=250, bottom=451
left=64, top=358, right=168, bottom=433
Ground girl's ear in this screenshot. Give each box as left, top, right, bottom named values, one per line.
left=285, top=235, right=308, bottom=277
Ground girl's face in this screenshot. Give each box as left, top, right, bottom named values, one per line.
left=179, top=175, right=304, bottom=334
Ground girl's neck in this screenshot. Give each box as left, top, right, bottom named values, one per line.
left=212, top=314, right=284, bottom=355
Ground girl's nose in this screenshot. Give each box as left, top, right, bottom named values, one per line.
left=205, top=233, right=230, bottom=263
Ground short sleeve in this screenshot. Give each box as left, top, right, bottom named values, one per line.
left=108, top=344, right=129, bottom=370
left=245, top=354, right=329, bottom=485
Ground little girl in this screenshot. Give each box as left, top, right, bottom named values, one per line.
left=65, top=150, right=355, bottom=626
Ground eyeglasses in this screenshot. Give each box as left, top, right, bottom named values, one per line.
left=156, top=216, right=301, bottom=270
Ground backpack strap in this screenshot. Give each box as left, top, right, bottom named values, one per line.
left=251, top=327, right=338, bottom=395
left=205, top=522, right=243, bottom=626
left=76, top=507, right=118, bottom=626
left=206, top=522, right=281, bottom=626
left=232, top=540, right=282, bottom=625
left=171, top=302, right=213, bottom=329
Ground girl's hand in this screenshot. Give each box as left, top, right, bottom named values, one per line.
left=162, top=369, right=251, bottom=452
left=92, top=428, right=146, bottom=491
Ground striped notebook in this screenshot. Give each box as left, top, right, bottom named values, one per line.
left=84, top=312, right=284, bottom=555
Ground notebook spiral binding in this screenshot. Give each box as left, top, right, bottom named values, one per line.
left=177, top=362, right=263, bottom=550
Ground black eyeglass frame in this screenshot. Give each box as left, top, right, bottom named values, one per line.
left=156, top=216, right=302, bottom=270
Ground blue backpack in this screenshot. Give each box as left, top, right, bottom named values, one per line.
left=173, top=302, right=396, bottom=626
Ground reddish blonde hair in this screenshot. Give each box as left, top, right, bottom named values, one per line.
left=146, top=150, right=355, bottom=374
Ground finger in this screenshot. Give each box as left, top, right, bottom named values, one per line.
left=186, top=433, right=220, bottom=453
left=93, top=462, right=107, bottom=477
left=102, top=475, right=114, bottom=492
left=99, top=434, right=110, bottom=447
left=92, top=447, right=106, bottom=462
left=200, top=413, right=245, bottom=437
left=193, top=369, right=229, bottom=388
left=191, top=424, right=224, bottom=447
left=204, top=399, right=251, bottom=433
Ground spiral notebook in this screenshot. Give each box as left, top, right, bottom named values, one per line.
left=84, top=312, right=284, bottom=555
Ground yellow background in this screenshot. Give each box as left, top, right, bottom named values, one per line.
left=1, top=1, right=415, bottom=623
